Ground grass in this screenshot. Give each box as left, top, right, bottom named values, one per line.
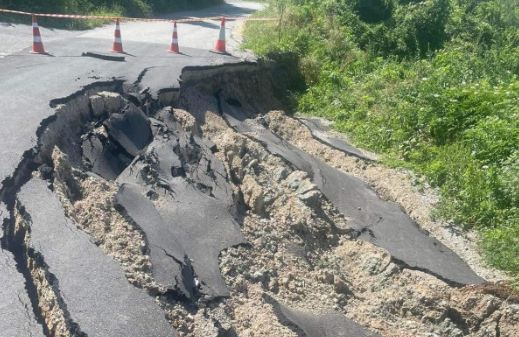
left=243, top=0, right=519, bottom=281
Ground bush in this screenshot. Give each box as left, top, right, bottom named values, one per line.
left=243, top=0, right=519, bottom=280
left=0, top=0, right=223, bottom=28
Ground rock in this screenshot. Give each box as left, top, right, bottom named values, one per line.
left=296, top=179, right=318, bottom=195
left=0, top=201, right=8, bottom=230
left=89, top=92, right=123, bottom=118
left=89, top=94, right=105, bottom=117
left=242, top=175, right=265, bottom=214
left=319, top=270, right=335, bottom=284
left=247, top=159, right=259, bottom=169
left=286, top=171, right=307, bottom=190
left=252, top=271, right=264, bottom=282
left=298, top=190, right=321, bottom=209
left=333, top=276, right=352, bottom=295
left=359, top=251, right=391, bottom=275
left=273, top=167, right=289, bottom=182
left=100, top=91, right=124, bottom=115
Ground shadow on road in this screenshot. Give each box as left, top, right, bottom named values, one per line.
left=156, top=1, right=260, bottom=21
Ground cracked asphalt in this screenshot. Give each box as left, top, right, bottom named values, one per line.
left=0, top=1, right=498, bottom=336
left=219, top=99, right=484, bottom=286
left=0, top=2, right=257, bottom=335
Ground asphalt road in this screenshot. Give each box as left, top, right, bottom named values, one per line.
left=0, top=1, right=489, bottom=335
left=0, top=0, right=261, bottom=187
left=0, top=2, right=259, bottom=335
left=0, top=0, right=262, bottom=57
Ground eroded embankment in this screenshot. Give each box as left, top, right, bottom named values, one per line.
left=0, top=61, right=518, bottom=337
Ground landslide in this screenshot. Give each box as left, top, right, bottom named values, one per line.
left=0, top=61, right=517, bottom=337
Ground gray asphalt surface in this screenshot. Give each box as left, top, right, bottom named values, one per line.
left=299, top=117, right=374, bottom=161
left=115, top=111, right=245, bottom=299
left=19, top=177, right=178, bottom=337
left=0, top=21, right=78, bottom=57
left=0, top=250, right=45, bottom=337
left=0, top=2, right=257, bottom=333
left=1, top=188, right=44, bottom=337
left=0, top=0, right=262, bottom=56
left=116, top=183, right=196, bottom=299
left=0, top=38, right=237, bottom=191
left=271, top=298, right=383, bottom=337
left=0, top=0, right=262, bottom=188
left=80, top=0, right=263, bottom=53
left=221, top=100, right=485, bottom=286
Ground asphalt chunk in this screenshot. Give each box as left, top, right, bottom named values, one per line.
left=221, top=102, right=484, bottom=286
left=117, top=132, right=245, bottom=299
left=299, top=117, right=373, bottom=161
left=18, top=177, right=178, bottom=337
left=104, top=103, right=152, bottom=157
left=82, top=133, right=129, bottom=180
left=116, top=183, right=196, bottom=300
left=157, top=109, right=235, bottom=208
left=272, top=298, right=383, bottom=337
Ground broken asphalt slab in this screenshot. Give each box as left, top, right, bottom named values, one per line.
left=0, top=249, right=45, bottom=337
left=1, top=203, right=42, bottom=336
left=220, top=102, right=484, bottom=286
left=111, top=111, right=244, bottom=299
left=271, top=298, right=383, bottom=337
left=18, top=177, right=179, bottom=337
left=116, top=183, right=196, bottom=300
left=299, top=117, right=373, bottom=161
left=156, top=108, right=236, bottom=207
left=82, top=133, right=131, bottom=180
left=116, top=132, right=245, bottom=299
left=104, top=103, right=153, bottom=157
left=82, top=101, right=153, bottom=180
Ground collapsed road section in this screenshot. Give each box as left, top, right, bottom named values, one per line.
left=18, top=178, right=178, bottom=337
left=0, top=61, right=518, bottom=337
left=218, top=100, right=484, bottom=286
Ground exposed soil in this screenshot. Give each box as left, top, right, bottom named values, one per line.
left=1, top=62, right=517, bottom=337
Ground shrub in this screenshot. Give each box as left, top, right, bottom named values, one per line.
left=244, top=0, right=519, bottom=280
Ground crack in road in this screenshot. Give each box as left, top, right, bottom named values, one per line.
left=1, top=56, right=517, bottom=337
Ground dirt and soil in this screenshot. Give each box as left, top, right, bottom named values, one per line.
left=2, top=62, right=518, bottom=337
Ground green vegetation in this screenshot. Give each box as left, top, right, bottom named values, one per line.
left=244, top=0, right=519, bottom=279
left=0, top=0, right=223, bottom=28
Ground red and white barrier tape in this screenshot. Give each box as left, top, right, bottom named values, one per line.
left=0, top=8, right=276, bottom=23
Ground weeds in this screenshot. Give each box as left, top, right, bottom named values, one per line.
left=244, top=0, right=519, bottom=280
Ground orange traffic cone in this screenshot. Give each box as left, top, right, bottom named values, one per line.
left=111, top=18, right=124, bottom=53
left=31, top=14, right=47, bottom=54
left=214, top=17, right=226, bottom=53
left=168, top=21, right=180, bottom=53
